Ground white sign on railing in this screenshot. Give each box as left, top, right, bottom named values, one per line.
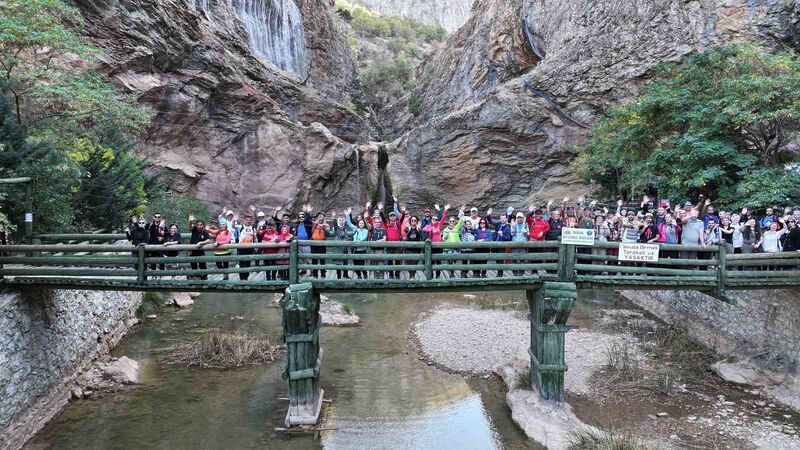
left=618, top=243, right=660, bottom=262
left=561, top=228, right=595, bottom=246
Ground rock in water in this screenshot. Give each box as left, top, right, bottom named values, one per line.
left=171, top=293, right=195, bottom=309
left=102, top=356, right=141, bottom=384
left=319, top=297, right=360, bottom=327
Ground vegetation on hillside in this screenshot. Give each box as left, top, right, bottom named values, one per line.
left=0, top=0, right=163, bottom=234
left=336, top=0, right=446, bottom=116
left=573, top=45, right=800, bottom=208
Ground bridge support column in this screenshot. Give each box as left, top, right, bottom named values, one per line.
left=281, top=283, right=323, bottom=426
left=526, top=281, right=576, bottom=402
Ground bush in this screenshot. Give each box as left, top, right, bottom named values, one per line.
left=136, top=291, right=166, bottom=318
left=144, top=194, right=211, bottom=229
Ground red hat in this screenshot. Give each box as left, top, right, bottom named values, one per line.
left=659, top=202, right=668, bottom=207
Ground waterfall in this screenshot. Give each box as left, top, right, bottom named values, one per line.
left=196, top=0, right=308, bottom=74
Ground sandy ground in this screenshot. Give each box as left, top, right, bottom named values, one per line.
left=410, top=304, right=800, bottom=449
left=410, top=306, right=627, bottom=395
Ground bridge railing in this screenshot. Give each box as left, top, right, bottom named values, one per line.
left=573, top=242, right=721, bottom=289
left=0, top=238, right=798, bottom=291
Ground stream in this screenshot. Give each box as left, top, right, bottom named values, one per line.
left=26, top=290, right=799, bottom=449
left=26, top=292, right=541, bottom=450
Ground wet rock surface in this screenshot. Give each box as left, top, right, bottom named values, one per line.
left=319, top=295, right=360, bottom=327
left=0, top=290, right=141, bottom=450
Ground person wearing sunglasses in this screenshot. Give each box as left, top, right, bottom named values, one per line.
left=781, top=217, right=800, bottom=252
left=125, top=217, right=150, bottom=272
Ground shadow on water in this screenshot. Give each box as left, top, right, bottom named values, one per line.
left=27, top=291, right=541, bottom=450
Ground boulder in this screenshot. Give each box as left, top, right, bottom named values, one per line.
left=170, top=293, right=194, bottom=309
left=712, top=359, right=785, bottom=387
left=102, top=356, right=141, bottom=384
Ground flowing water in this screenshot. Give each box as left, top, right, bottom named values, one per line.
left=27, top=292, right=541, bottom=450
left=196, top=0, right=308, bottom=74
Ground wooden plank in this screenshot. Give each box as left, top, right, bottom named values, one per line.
left=574, top=253, right=717, bottom=266
left=0, top=256, right=135, bottom=266
left=0, top=268, right=137, bottom=276
left=431, top=252, right=559, bottom=261
left=573, top=263, right=709, bottom=276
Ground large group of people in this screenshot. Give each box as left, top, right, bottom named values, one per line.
left=125, top=195, right=800, bottom=281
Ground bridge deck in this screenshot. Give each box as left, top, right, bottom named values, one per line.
left=0, top=239, right=798, bottom=294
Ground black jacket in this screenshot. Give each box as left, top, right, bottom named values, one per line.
left=126, top=227, right=150, bottom=246
left=782, top=227, right=800, bottom=252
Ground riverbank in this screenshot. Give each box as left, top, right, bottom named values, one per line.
left=0, top=289, right=142, bottom=450
left=409, top=298, right=800, bottom=449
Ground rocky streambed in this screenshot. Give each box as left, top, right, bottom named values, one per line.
left=408, top=292, right=800, bottom=450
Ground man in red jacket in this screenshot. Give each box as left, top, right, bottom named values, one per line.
left=528, top=208, right=551, bottom=241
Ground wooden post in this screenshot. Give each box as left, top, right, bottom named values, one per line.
left=424, top=240, right=433, bottom=280
left=289, top=240, right=299, bottom=285
left=136, top=245, right=146, bottom=285
left=557, top=243, right=576, bottom=282
left=527, top=281, right=576, bottom=402
left=281, top=282, right=323, bottom=426
left=715, top=245, right=735, bottom=304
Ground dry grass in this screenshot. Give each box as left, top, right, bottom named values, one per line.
left=650, top=326, right=716, bottom=384
left=166, top=328, right=283, bottom=369
left=604, top=340, right=641, bottom=382
left=567, top=427, right=648, bottom=450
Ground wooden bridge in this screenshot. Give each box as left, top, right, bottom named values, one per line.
left=2, top=236, right=797, bottom=426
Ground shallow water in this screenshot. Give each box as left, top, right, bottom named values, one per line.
left=27, top=292, right=541, bottom=450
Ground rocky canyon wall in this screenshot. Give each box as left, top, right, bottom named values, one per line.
left=0, top=289, right=142, bottom=450
left=75, top=0, right=373, bottom=214
left=385, top=0, right=799, bottom=210
left=76, top=0, right=799, bottom=214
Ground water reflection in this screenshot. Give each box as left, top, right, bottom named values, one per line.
left=27, top=292, right=529, bottom=450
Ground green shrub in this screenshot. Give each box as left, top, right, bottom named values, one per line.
left=136, top=291, right=166, bottom=318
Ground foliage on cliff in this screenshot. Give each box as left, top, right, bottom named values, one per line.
left=574, top=45, right=800, bottom=208
left=0, top=0, right=159, bottom=234
left=336, top=0, right=446, bottom=117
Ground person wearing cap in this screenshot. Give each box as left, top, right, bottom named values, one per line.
left=527, top=207, right=550, bottom=242
left=510, top=212, right=530, bottom=276
left=781, top=216, right=800, bottom=252
left=218, top=207, right=236, bottom=228
left=423, top=205, right=448, bottom=278
left=420, top=206, right=437, bottom=240
left=385, top=200, right=405, bottom=279
left=639, top=213, right=660, bottom=243
left=256, top=211, right=267, bottom=227
left=464, top=207, right=482, bottom=230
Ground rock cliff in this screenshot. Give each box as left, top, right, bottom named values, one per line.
left=75, top=0, right=371, bottom=212
left=76, top=0, right=799, bottom=213
left=385, top=0, right=799, bottom=209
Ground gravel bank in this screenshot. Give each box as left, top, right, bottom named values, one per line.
left=410, top=306, right=627, bottom=395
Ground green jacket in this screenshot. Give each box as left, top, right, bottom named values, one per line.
left=442, top=218, right=463, bottom=243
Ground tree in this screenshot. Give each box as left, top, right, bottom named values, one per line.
left=573, top=45, right=800, bottom=208
left=69, top=136, right=160, bottom=230
left=0, top=0, right=159, bottom=234
left=0, top=0, right=152, bottom=146
left=0, top=83, right=76, bottom=233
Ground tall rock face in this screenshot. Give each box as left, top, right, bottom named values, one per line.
left=74, top=0, right=368, bottom=212
left=384, top=0, right=800, bottom=209
left=350, top=0, right=473, bottom=32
